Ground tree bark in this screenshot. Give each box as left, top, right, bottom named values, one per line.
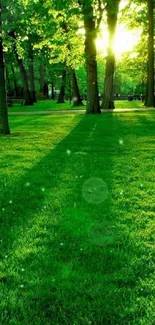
left=28, top=42, right=37, bottom=103
left=51, top=82, right=55, bottom=99
left=146, top=0, right=154, bottom=107
left=69, top=67, right=83, bottom=106
left=101, top=0, right=120, bottom=110
left=11, top=63, right=19, bottom=97
left=40, top=63, right=45, bottom=94
left=39, top=62, right=48, bottom=98
left=0, top=0, right=10, bottom=135
left=6, top=67, right=12, bottom=96
left=102, top=54, right=115, bottom=109
left=43, top=81, right=48, bottom=98
left=82, top=1, right=100, bottom=114
left=57, top=68, right=66, bottom=103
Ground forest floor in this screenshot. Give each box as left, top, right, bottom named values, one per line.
left=8, top=99, right=144, bottom=113
left=0, top=112, right=155, bottom=324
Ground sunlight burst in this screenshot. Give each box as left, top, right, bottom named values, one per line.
left=96, top=24, right=142, bottom=59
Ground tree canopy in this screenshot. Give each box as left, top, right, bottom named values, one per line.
left=0, top=0, right=154, bottom=133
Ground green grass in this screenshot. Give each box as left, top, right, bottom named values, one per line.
left=0, top=112, right=155, bottom=324
left=115, top=100, right=143, bottom=108
left=9, top=99, right=143, bottom=112
left=9, top=100, right=81, bottom=112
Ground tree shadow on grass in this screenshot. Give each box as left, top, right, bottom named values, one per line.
left=0, top=114, right=154, bottom=325
left=0, top=115, right=89, bottom=248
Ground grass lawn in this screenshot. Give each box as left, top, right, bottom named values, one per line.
left=115, top=100, right=143, bottom=109
left=9, top=100, right=81, bottom=112
left=0, top=112, right=155, bottom=324
left=9, top=99, right=143, bottom=112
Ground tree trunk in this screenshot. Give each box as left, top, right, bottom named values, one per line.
left=57, top=68, right=66, bottom=103
left=82, top=1, right=100, bottom=114
left=69, top=67, right=83, bottom=106
left=51, top=82, right=55, bottom=99
left=39, top=62, right=48, bottom=98
left=0, top=0, right=10, bottom=135
left=102, top=54, right=115, bottom=109
left=28, top=42, right=37, bottom=103
left=11, top=63, right=19, bottom=97
left=9, top=32, right=33, bottom=106
left=6, top=67, right=12, bottom=96
left=146, top=0, right=154, bottom=107
left=101, top=0, right=120, bottom=110
left=145, top=62, right=149, bottom=106
left=15, top=50, right=33, bottom=105
left=40, top=63, right=45, bottom=94
left=43, top=81, right=48, bottom=98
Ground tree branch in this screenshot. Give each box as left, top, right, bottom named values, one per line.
left=96, top=0, right=108, bottom=31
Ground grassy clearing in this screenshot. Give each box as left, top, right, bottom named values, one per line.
left=0, top=112, right=155, bottom=324
left=9, top=99, right=143, bottom=112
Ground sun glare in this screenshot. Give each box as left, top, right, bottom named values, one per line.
left=96, top=24, right=142, bottom=59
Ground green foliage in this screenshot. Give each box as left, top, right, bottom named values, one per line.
left=0, top=0, right=152, bottom=109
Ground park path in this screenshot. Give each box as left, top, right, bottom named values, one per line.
left=8, top=107, right=155, bottom=115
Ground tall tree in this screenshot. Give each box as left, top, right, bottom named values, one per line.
left=101, top=0, right=120, bottom=110
left=9, top=31, right=33, bottom=105
left=0, top=0, right=10, bottom=135
left=79, top=0, right=101, bottom=114
left=28, top=38, right=37, bottom=103
left=69, top=67, right=83, bottom=106
left=11, top=62, right=19, bottom=97
left=57, top=67, right=66, bottom=103
left=145, top=0, right=154, bottom=107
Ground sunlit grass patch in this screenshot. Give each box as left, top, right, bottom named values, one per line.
left=115, top=100, right=143, bottom=108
